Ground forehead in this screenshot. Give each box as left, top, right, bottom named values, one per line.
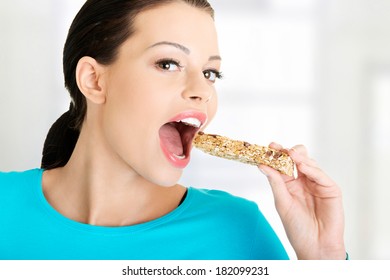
left=130, top=2, right=219, bottom=53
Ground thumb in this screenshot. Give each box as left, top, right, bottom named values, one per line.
left=259, top=165, right=292, bottom=211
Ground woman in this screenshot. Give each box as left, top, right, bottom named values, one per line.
left=0, top=0, right=346, bottom=260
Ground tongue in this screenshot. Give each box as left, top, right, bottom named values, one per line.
left=159, top=123, right=184, bottom=156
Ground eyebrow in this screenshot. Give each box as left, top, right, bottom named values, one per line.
left=209, top=55, right=222, bottom=61
left=148, top=41, right=222, bottom=61
left=148, top=41, right=190, bottom=54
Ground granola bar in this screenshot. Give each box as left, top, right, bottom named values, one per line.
left=193, top=132, right=295, bottom=177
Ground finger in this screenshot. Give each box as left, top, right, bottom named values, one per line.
left=294, top=160, right=336, bottom=188
left=269, top=142, right=283, bottom=150
left=289, top=147, right=322, bottom=180
left=290, top=144, right=308, bottom=156
left=269, top=142, right=289, bottom=154
left=258, top=165, right=292, bottom=209
left=289, top=146, right=318, bottom=168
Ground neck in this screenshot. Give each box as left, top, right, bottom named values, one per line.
left=42, top=121, right=186, bottom=227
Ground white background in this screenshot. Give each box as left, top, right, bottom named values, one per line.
left=1, top=0, right=389, bottom=259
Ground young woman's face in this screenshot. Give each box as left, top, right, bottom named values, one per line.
left=100, top=2, right=221, bottom=186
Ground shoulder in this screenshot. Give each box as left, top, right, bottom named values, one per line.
left=0, top=169, right=42, bottom=192
left=188, top=188, right=289, bottom=259
left=188, top=187, right=260, bottom=221
left=191, top=187, right=257, bottom=204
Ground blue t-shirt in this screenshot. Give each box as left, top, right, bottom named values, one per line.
left=0, top=169, right=289, bottom=260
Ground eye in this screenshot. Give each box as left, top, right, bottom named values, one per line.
left=155, top=59, right=183, bottom=72
left=203, top=69, right=223, bottom=83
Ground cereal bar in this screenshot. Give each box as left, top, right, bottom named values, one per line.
left=193, top=132, right=295, bottom=177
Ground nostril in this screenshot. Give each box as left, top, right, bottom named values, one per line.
left=189, top=94, right=211, bottom=102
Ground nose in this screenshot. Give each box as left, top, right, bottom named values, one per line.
left=182, top=73, right=213, bottom=103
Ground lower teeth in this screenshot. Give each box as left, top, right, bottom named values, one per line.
left=174, top=154, right=185, bottom=160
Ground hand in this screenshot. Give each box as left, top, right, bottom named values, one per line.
left=259, top=143, right=346, bottom=259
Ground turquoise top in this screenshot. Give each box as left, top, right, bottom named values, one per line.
left=0, top=169, right=289, bottom=260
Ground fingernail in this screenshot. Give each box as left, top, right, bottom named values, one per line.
left=258, top=167, right=268, bottom=177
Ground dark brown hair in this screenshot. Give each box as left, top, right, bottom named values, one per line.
left=41, top=0, right=214, bottom=169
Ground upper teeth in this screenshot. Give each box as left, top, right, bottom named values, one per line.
left=177, top=118, right=202, bottom=128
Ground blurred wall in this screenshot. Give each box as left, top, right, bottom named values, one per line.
left=1, top=0, right=389, bottom=259
left=0, top=0, right=77, bottom=170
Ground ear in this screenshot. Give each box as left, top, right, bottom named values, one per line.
left=76, top=56, right=107, bottom=104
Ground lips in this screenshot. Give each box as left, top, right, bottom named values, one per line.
left=159, top=111, right=207, bottom=168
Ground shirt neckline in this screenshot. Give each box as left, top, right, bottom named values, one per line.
left=32, top=168, right=193, bottom=235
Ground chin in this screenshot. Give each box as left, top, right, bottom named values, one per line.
left=148, top=168, right=183, bottom=187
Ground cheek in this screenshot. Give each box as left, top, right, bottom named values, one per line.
left=206, top=92, right=218, bottom=125
left=101, top=79, right=146, bottom=153
left=105, top=72, right=156, bottom=123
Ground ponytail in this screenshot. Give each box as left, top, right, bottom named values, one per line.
left=41, top=104, right=80, bottom=170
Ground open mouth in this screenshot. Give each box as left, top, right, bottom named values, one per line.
left=159, top=115, right=205, bottom=168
